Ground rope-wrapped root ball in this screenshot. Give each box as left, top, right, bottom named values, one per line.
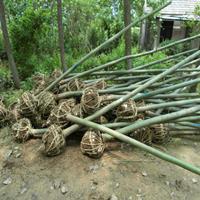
left=116, top=99, right=138, bottom=121
left=18, top=92, right=37, bottom=118
left=11, top=118, right=32, bottom=142
left=59, top=98, right=76, bottom=108
left=130, top=127, right=152, bottom=145
left=42, top=124, right=65, bottom=156
left=9, top=102, right=21, bottom=122
left=71, top=104, right=84, bottom=118
left=95, top=116, right=108, bottom=124
left=151, top=124, right=171, bottom=144
left=93, top=79, right=107, bottom=90
left=0, top=102, right=9, bottom=127
left=67, top=78, right=85, bottom=91
left=46, top=101, right=72, bottom=128
left=37, top=91, right=56, bottom=119
left=32, top=73, right=46, bottom=94
left=80, top=129, right=105, bottom=158
left=81, top=87, right=101, bottom=114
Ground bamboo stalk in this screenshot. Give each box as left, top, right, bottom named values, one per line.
left=59, top=48, right=199, bottom=89
left=40, top=1, right=171, bottom=93
left=61, top=51, right=200, bottom=137
left=57, top=77, right=200, bottom=99
left=65, top=114, right=200, bottom=175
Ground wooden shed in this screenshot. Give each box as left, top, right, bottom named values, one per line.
left=154, top=0, right=200, bottom=48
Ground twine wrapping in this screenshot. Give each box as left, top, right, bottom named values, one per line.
left=151, top=124, right=171, bottom=144
left=81, top=87, right=101, bottom=114
left=67, top=78, right=85, bottom=91
left=80, top=129, right=105, bottom=158
left=18, top=92, right=37, bottom=118
left=12, top=118, right=32, bottom=143
left=42, top=124, right=65, bottom=156
left=59, top=98, right=76, bottom=108
left=46, top=101, right=72, bottom=128
left=0, top=101, right=9, bottom=127
left=37, top=91, right=56, bottom=119
left=32, top=73, right=46, bottom=94
left=92, top=79, right=107, bottom=90
left=130, top=127, right=152, bottom=145
left=71, top=103, right=84, bottom=118
left=116, top=99, right=138, bottom=121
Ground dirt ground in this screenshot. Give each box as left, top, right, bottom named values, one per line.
left=0, top=127, right=200, bottom=200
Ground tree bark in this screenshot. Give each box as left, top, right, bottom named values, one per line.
left=57, top=0, right=67, bottom=72
left=0, top=0, right=20, bottom=88
left=123, top=0, right=132, bottom=69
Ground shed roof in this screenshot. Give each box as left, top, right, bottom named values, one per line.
left=160, top=0, right=200, bottom=21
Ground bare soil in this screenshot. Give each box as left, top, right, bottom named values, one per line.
left=0, top=127, right=200, bottom=200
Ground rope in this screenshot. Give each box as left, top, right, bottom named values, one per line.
left=81, top=87, right=101, bottom=114
left=67, top=78, right=85, bottom=91
left=18, top=92, right=37, bottom=118
left=116, top=99, right=138, bottom=121
left=42, top=124, right=65, bottom=156
left=0, top=101, right=9, bottom=127
left=46, top=101, right=72, bottom=128
left=37, top=91, right=56, bottom=119
left=11, top=118, right=32, bottom=143
left=151, top=124, right=171, bottom=144
left=80, top=129, right=105, bottom=158
left=130, top=126, right=152, bottom=145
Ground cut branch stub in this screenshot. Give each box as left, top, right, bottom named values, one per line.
left=116, top=99, right=138, bottom=121
left=46, top=101, right=72, bottom=128
left=151, top=124, right=171, bottom=144
left=81, top=87, right=101, bottom=114
left=80, top=129, right=105, bottom=158
left=42, top=124, right=65, bottom=156
left=37, top=91, right=56, bottom=119
left=11, top=118, right=32, bottom=143
left=18, top=92, right=37, bottom=118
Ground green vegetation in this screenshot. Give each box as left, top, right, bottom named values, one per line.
left=0, top=0, right=197, bottom=101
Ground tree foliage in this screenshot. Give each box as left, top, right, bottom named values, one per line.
left=0, top=0, right=168, bottom=79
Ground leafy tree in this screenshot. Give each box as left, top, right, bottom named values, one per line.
left=0, top=0, right=20, bottom=88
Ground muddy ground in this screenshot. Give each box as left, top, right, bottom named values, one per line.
left=0, top=127, right=199, bottom=200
